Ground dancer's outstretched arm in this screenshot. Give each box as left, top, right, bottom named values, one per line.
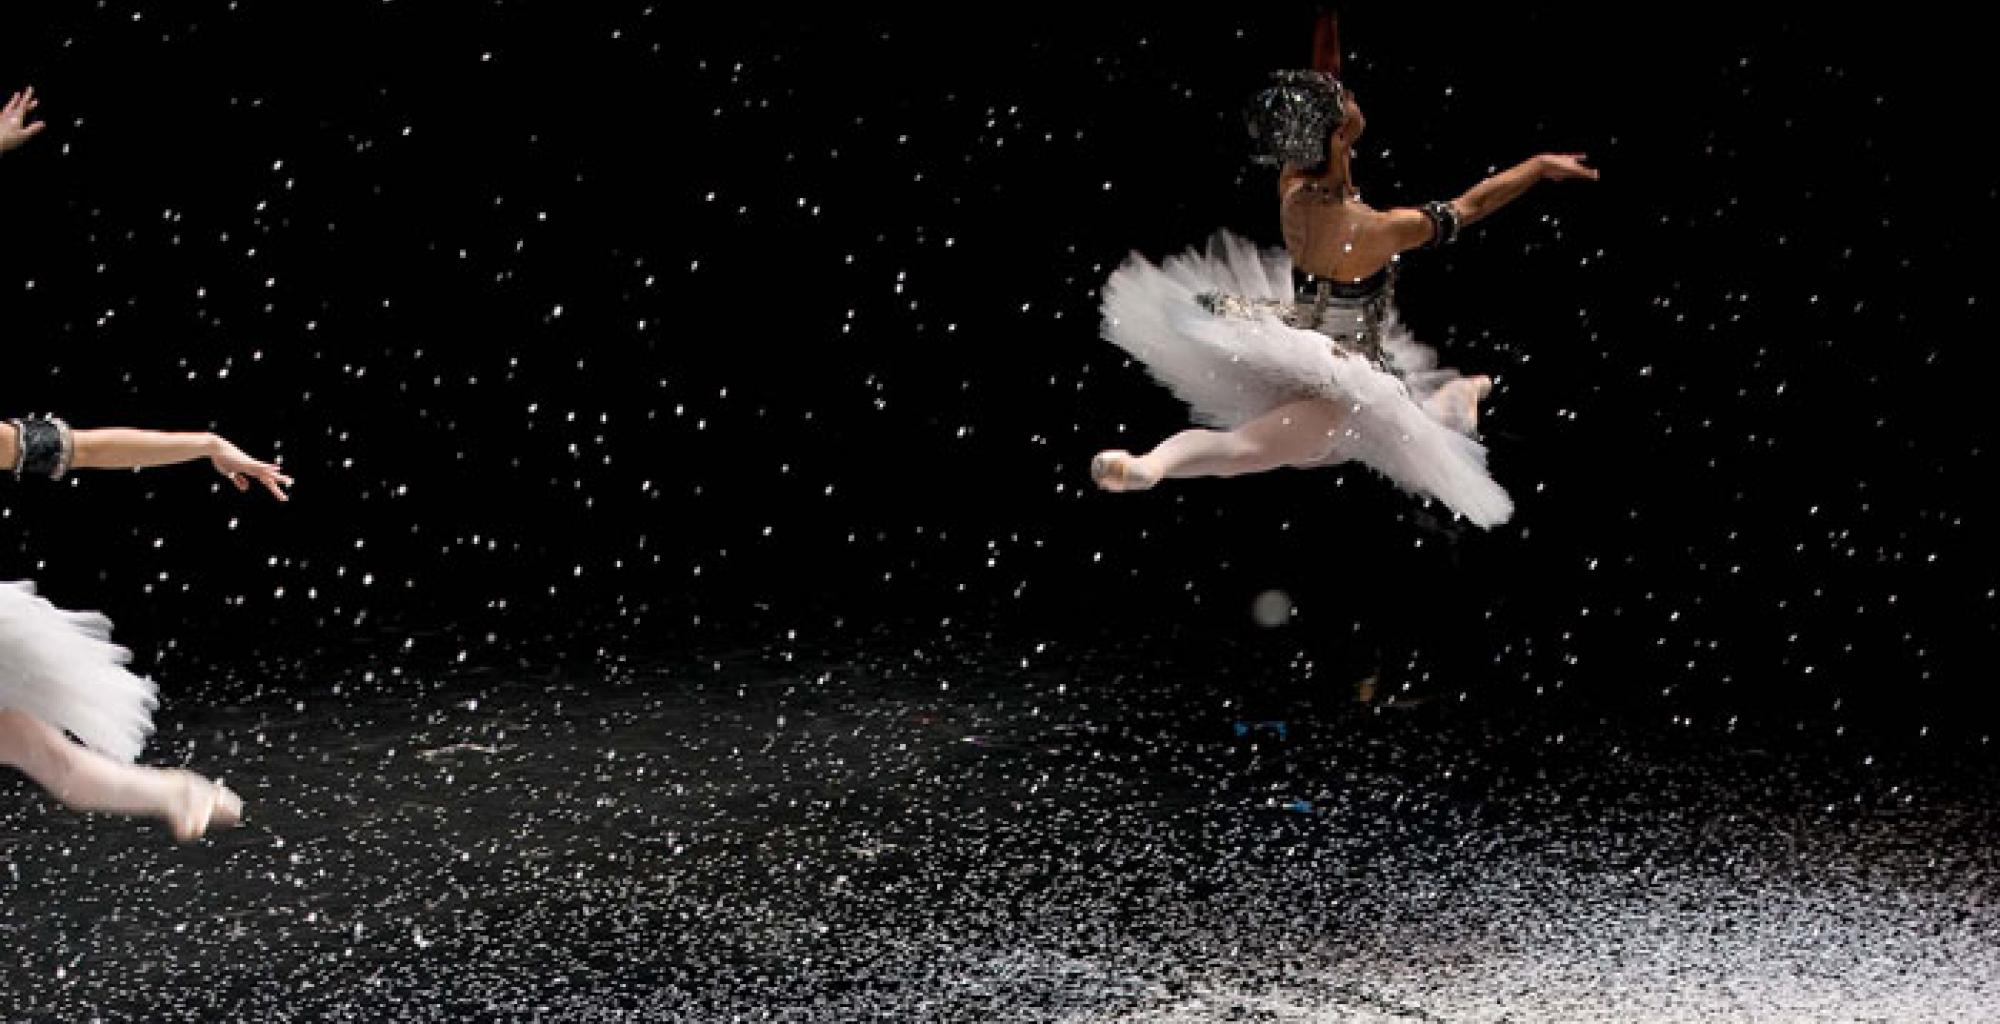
left=1378, top=153, right=1599, bottom=251
left=1, top=419, right=293, bottom=500
left=1453, top=153, right=1597, bottom=224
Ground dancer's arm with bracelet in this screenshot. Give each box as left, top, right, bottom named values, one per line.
left=1, top=417, right=294, bottom=500
left=1380, top=153, right=1600, bottom=253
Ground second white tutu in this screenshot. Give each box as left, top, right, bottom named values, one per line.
left=0, top=580, right=159, bottom=762
left=1099, top=229, right=1513, bottom=528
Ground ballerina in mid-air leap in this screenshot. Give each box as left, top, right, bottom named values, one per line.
left=0, top=416, right=292, bottom=842
left=1090, top=15, right=1596, bottom=528
left=2, top=86, right=293, bottom=841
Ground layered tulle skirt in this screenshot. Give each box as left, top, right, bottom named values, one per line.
left=1099, top=229, right=1513, bottom=528
left=0, top=580, right=158, bottom=762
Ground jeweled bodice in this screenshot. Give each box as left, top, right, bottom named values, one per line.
left=1194, top=256, right=1400, bottom=373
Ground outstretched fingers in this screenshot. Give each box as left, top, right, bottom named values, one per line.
left=223, top=461, right=293, bottom=501
left=1547, top=153, right=1600, bottom=181
left=249, top=463, right=293, bottom=501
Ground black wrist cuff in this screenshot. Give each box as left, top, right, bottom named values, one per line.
left=10, top=415, right=75, bottom=480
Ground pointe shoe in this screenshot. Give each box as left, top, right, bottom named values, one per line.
left=1440, top=375, right=1493, bottom=437
left=1090, top=450, right=1156, bottom=492
left=1469, top=376, right=1496, bottom=434
left=170, top=774, right=245, bottom=843
left=211, top=783, right=244, bottom=830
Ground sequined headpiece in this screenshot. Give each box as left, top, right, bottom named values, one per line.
left=1245, top=70, right=1347, bottom=168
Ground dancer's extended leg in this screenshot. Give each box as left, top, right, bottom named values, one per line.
left=0, top=708, right=241, bottom=841
left=1093, top=398, right=1349, bottom=491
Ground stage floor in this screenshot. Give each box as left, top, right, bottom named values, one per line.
left=5, top=627, right=1994, bottom=1021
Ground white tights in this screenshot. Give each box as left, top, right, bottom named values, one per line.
left=1132, top=379, right=1487, bottom=482
left=0, top=708, right=224, bottom=837
left=1133, top=398, right=1350, bottom=481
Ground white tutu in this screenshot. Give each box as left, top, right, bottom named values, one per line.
left=1100, top=229, right=1513, bottom=528
left=0, top=580, right=159, bottom=762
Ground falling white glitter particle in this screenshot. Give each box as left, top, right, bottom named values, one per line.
left=1250, top=590, right=1293, bottom=628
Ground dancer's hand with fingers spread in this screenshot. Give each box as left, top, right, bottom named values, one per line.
left=1539, top=153, right=1599, bottom=181
left=0, top=86, right=45, bottom=154
left=210, top=435, right=294, bottom=501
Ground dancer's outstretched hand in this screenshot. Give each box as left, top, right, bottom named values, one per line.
left=0, top=87, right=45, bottom=154
left=1539, top=153, right=1599, bottom=181
left=211, top=437, right=293, bottom=501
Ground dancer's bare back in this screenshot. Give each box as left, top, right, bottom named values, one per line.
left=1278, top=180, right=1440, bottom=283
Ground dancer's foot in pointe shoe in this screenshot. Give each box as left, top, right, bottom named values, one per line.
left=1091, top=450, right=1157, bottom=492
left=1462, top=375, right=1493, bottom=432
left=168, top=773, right=244, bottom=843
left=1464, top=374, right=1496, bottom=426
left=1430, top=375, right=1493, bottom=436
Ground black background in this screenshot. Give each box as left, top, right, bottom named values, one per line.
left=2, top=5, right=1992, bottom=738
